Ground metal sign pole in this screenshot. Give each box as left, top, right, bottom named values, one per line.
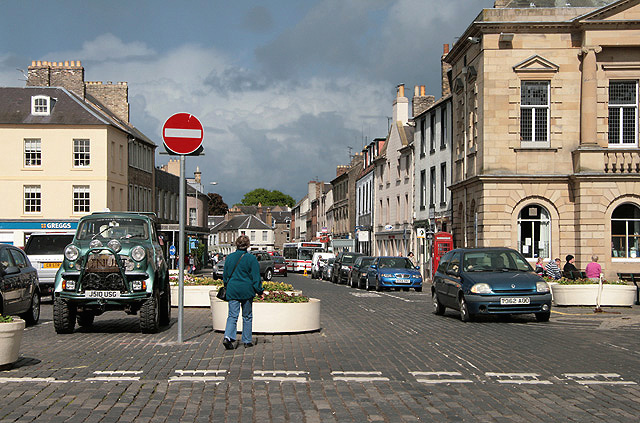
left=178, top=155, right=186, bottom=343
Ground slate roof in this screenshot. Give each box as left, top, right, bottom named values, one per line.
left=212, top=215, right=271, bottom=232
left=499, top=0, right=612, bottom=7
left=0, top=86, right=155, bottom=146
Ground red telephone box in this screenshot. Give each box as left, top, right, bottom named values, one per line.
left=432, top=232, right=453, bottom=277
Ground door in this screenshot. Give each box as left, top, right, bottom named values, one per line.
left=442, top=252, right=462, bottom=308
left=10, top=247, right=35, bottom=310
left=0, top=247, right=22, bottom=314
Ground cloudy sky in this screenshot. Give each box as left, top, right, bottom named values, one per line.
left=0, top=0, right=494, bottom=206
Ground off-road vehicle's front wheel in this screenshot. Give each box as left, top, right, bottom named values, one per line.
left=53, top=298, right=77, bottom=334
left=140, top=292, right=160, bottom=333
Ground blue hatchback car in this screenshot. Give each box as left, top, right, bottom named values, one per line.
left=432, top=248, right=552, bottom=322
left=366, top=256, right=423, bottom=292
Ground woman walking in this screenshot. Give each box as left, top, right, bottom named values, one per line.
left=222, top=235, right=264, bottom=349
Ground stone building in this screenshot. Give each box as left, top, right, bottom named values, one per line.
left=374, top=84, right=415, bottom=256
left=446, top=0, right=640, bottom=279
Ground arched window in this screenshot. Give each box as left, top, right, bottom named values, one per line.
left=518, top=205, right=550, bottom=259
left=611, top=203, right=640, bottom=258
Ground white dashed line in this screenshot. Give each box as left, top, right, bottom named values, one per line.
left=563, top=373, right=637, bottom=385
left=253, top=371, right=309, bottom=383
left=332, top=371, right=389, bottom=382
left=0, top=377, right=67, bottom=383
left=485, top=372, right=552, bottom=385
left=410, top=371, right=473, bottom=384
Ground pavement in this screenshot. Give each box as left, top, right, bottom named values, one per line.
left=2, top=272, right=640, bottom=422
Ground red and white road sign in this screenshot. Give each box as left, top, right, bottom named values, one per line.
left=162, top=113, right=204, bottom=155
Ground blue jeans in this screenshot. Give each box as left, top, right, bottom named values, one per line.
left=224, top=299, right=253, bottom=344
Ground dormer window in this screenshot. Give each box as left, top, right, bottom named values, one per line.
left=31, top=95, right=51, bottom=116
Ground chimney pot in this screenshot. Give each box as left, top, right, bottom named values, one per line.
left=397, top=84, right=405, bottom=98
left=421, top=85, right=425, bottom=96
left=64, top=61, right=69, bottom=67
left=414, top=85, right=419, bottom=96
left=443, top=43, right=450, bottom=54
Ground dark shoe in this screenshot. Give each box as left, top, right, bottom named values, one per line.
left=243, top=342, right=254, bottom=348
left=223, top=338, right=235, bottom=350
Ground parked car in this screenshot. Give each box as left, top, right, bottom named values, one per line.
left=0, top=244, right=41, bottom=324
left=431, top=247, right=552, bottom=322
left=213, top=259, right=225, bottom=279
left=332, top=252, right=364, bottom=284
left=311, top=252, right=334, bottom=279
left=53, top=212, right=171, bottom=334
left=349, top=256, right=374, bottom=288
left=365, top=256, right=423, bottom=292
left=273, top=256, right=287, bottom=277
left=322, top=258, right=335, bottom=281
left=251, top=251, right=274, bottom=281
left=24, top=232, right=75, bottom=298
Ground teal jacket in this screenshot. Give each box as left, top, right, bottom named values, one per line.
left=223, top=249, right=263, bottom=300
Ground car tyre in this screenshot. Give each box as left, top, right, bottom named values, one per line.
left=459, top=296, right=472, bottom=322
left=21, top=292, right=40, bottom=325
left=414, top=287, right=422, bottom=292
left=264, top=268, right=273, bottom=281
left=77, top=310, right=95, bottom=327
left=535, top=311, right=551, bottom=322
left=432, top=292, right=445, bottom=315
left=53, top=298, right=76, bottom=334
left=159, top=282, right=171, bottom=326
left=140, top=292, right=160, bottom=334
left=375, top=279, right=383, bottom=292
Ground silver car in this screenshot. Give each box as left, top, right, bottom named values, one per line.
left=24, top=232, right=74, bottom=298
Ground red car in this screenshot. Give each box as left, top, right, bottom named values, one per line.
left=273, top=256, right=288, bottom=277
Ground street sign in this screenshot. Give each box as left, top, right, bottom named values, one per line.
left=169, top=245, right=176, bottom=258
left=162, top=113, right=204, bottom=155
left=417, top=228, right=426, bottom=239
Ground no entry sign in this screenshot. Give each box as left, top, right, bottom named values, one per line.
left=162, top=113, right=204, bottom=155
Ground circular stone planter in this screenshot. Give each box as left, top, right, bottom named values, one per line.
left=0, top=318, right=25, bottom=369
left=551, top=283, right=637, bottom=306
left=209, top=292, right=321, bottom=333
left=171, top=285, right=220, bottom=307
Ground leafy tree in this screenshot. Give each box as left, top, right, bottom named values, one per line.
left=241, top=188, right=295, bottom=207
left=207, top=193, right=229, bottom=215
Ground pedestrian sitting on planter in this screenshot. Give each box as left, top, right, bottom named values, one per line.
left=585, top=255, right=602, bottom=282
left=222, top=235, right=265, bottom=350
left=563, top=254, right=579, bottom=280
left=545, top=258, right=562, bottom=280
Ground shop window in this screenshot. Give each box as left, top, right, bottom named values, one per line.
left=518, top=205, right=550, bottom=259
left=611, top=203, right=640, bottom=258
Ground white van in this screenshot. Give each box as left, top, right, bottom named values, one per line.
left=311, top=252, right=335, bottom=279
left=24, top=232, right=75, bottom=298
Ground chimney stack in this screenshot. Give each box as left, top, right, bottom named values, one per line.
left=27, top=60, right=85, bottom=97
left=393, top=84, right=409, bottom=125
left=412, top=85, right=435, bottom=117
left=441, top=44, right=453, bottom=97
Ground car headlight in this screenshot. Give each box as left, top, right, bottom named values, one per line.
left=90, top=239, right=103, bottom=249
left=342, top=265, right=349, bottom=270
left=381, top=273, right=393, bottom=278
left=64, top=245, right=79, bottom=261
left=536, top=281, right=550, bottom=293
left=124, top=258, right=135, bottom=271
left=131, top=246, right=146, bottom=262
left=471, top=283, right=493, bottom=294
left=107, top=239, right=122, bottom=253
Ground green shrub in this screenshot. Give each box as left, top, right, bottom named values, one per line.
left=0, top=314, right=14, bottom=323
left=254, top=291, right=309, bottom=303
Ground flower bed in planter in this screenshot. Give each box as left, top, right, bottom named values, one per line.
left=548, top=278, right=636, bottom=306
left=0, top=315, right=25, bottom=369
left=171, top=278, right=301, bottom=307
left=209, top=291, right=321, bottom=333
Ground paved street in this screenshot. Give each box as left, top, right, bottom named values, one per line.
left=2, top=273, right=640, bottom=422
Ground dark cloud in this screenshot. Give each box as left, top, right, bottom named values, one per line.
left=243, top=6, right=274, bottom=33
left=203, top=66, right=272, bottom=95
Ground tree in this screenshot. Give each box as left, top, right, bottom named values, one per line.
left=240, top=188, right=295, bottom=207
left=207, top=193, right=228, bottom=215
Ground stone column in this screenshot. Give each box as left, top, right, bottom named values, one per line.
left=580, top=46, right=602, bottom=146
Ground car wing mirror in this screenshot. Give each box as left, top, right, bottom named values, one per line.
left=2, top=265, right=20, bottom=276
left=370, top=264, right=377, bottom=269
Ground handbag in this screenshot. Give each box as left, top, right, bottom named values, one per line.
left=217, top=252, right=246, bottom=302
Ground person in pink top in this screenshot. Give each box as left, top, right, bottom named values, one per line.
left=585, top=255, right=602, bottom=281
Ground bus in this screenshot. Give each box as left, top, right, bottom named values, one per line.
left=283, top=242, right=324, bottom=272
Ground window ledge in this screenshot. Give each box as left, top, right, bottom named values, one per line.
left=513, top=147, right=559, bottom=152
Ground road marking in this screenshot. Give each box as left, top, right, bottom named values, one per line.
left=332, top=371, right=389, bottom=382
left=410, top=371, right=472, bottom=384
left=563, top=373, right=637, bottom=385
left=351, top=292, right=382, bottom=298
left=0, top=377, right=66, bottom=383
left=485, top=372, right=552, bottom=385
left=378, top=292, right=412, bottom=302
left=170, top=370, right=227, bottom=383
left=253, top=371, right=308, bottom=383
left=87, top=370, right=142, bottom=382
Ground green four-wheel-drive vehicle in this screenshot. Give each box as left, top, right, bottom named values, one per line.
left=53, top=212, right=170, bottom=334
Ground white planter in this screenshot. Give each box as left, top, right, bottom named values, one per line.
left=209, top=291, right=321, bottom=333
left=0, top=318, right=25, bottom=368
left=171, top=285, right=220, bottom=307
left=551, top=283, right=637, bottom=306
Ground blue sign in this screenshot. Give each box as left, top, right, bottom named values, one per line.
left=169, top=245, right=176, bottom=258
left=0, top=220, right=78, bottom=230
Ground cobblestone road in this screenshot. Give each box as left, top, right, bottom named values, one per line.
left=2, top=273, right=640, bottom=422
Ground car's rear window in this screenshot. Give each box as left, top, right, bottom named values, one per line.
left=24, top=235, right=74, bottom=255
